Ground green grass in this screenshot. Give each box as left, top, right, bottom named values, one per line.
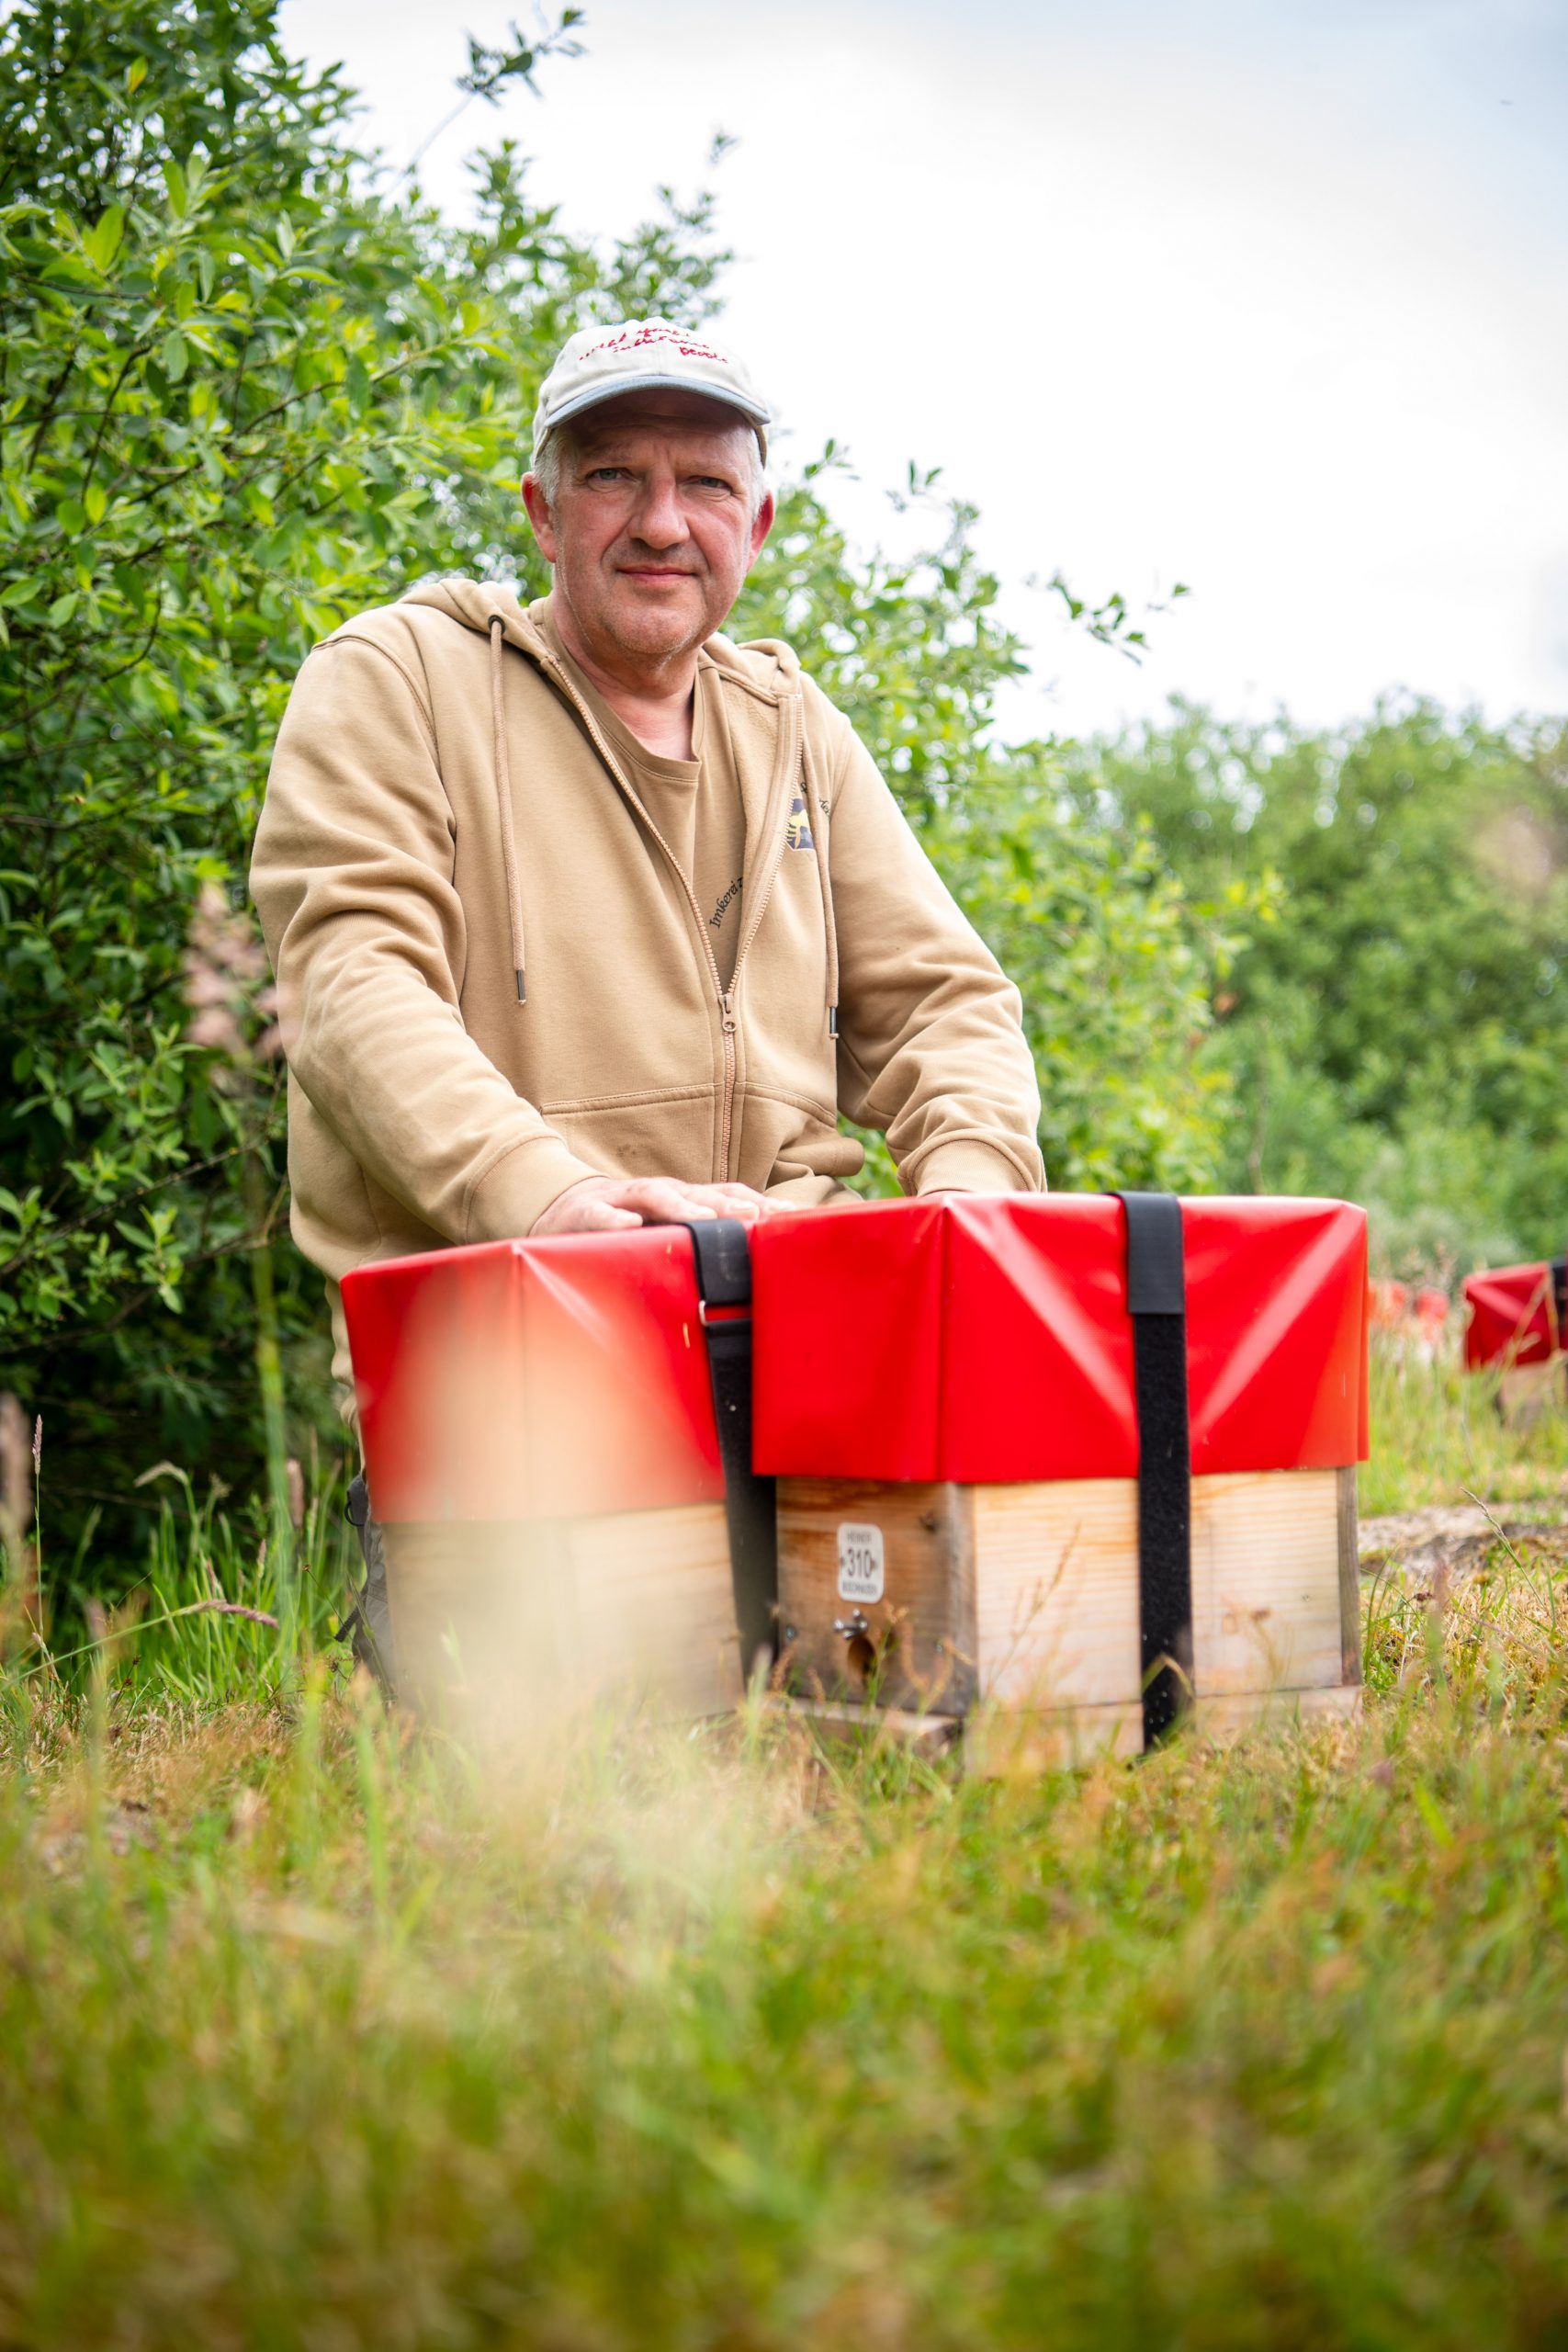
left=1360, top=1341, right=1568, bottom=1516
left=0, top=1347, right=1566, bottom=2347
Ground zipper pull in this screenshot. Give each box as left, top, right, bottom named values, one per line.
left=720, top=990, right=738, bottom=1033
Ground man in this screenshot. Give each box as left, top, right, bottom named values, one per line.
left=252, top=317, right=1043, bottom=1668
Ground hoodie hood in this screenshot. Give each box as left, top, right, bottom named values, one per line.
left=400, top=576, right=804, bottom=703
left=397, top=578, right=826, bottom=1021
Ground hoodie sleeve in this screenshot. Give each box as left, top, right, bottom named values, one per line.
left=813, top=693, right=1045, bottom=1194
left=251, top=632, right=601, bottom=1242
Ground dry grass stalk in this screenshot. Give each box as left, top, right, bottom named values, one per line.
left=0, top=1392, right=45, bottom=1642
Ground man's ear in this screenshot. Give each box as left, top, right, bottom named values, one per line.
left=746, top=489, right=776, bottom=571
left=521, top=473, right=558, bottom=564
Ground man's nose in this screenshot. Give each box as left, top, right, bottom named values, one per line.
left=628, top=469, right=689, bottom=549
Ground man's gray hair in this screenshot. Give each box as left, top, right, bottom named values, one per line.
left=531, top=417, right=769, bottom=518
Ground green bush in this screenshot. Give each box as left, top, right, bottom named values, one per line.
left=0, top=0, right=726, bottom=1553
left=1065, top=700, right=1568, bottom=1269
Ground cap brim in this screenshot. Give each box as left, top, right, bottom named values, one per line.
left=539, top=372, right=770, bottom=442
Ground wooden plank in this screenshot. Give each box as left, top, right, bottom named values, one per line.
left=781, top=1466, right=1347, bottom=1719
left=964, top=1681, right=1361, bottom=1774
left=970, top=1478, right=1142, bottom=1709
left=964, top=1691, right=1145, bottom=1772
left=1192, top=1683, right=1361, bottom=1739
left=775, top=1477, right=977, bottom=1712
left=1337, top=1463, right=1363, bottom=1688
left=383, top=1500, right=740, bottom=1726
left=972, top=1470, right=1343, bottom=1707
left=1188, top=1470, right=1344, bottom=1696
left=763, top=1696, right=961, bottom=1755
left=1498, top=1359, right=1564, bottom=1426
left=567, top=1505, right=743, bottom=1714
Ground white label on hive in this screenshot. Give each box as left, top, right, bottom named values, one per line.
left=837, top=1521, right=885, bottom=1604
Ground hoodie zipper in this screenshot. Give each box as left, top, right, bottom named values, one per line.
left=718, top=990, right=739, bottom=1172
left=710, top=694, right=802, bottom=1174
left=532, top=653, right=758, bottom=1182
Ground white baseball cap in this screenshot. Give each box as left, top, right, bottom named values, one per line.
left=531, top=318, right=772, bottom=464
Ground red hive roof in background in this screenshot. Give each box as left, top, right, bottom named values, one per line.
left=1462, top=1261, right=1559, bottom=1372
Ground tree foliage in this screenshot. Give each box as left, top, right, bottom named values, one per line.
left=736, top=472, right=1246, bottom=1193
left=0, top=0, right=727, bottom=1535
left=1066, top=701, right=1568, bottom=1269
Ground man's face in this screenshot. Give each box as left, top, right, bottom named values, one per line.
left=523, top=391, right=773, bottom=682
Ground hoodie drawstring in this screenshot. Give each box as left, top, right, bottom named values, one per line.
left=800, top=716, right=840, bottom=1037
left=489, top=616, right=527, bottom=1004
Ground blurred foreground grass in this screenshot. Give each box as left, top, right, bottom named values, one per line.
left=0, top=1345, right=1565, bottom=2348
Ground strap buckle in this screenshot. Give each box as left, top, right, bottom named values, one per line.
left=696, top=1299, right=751, bottom=1328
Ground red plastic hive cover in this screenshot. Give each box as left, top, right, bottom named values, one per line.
left=1462, top=1261, right=1559, bottom=1372
left=342, top=1228, right=725, bottom=1524
left=750, top=1194, right=1369, bottom=1482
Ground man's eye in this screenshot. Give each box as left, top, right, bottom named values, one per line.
left=690, top=476, right=734, bottom=494
left=585, top=467, right=631, bottom=484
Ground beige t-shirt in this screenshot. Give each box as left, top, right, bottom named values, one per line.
left=538, top=605, right=748, bottom=989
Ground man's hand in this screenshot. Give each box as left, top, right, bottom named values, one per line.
left=531, top=1175, right=795, bottom=1237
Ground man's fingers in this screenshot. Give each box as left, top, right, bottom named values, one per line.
left=618, top=1180, right=717, bottom=1225
left=682, top=1186, right=779, bottom=1224
left=536, top=1176, right=803, bottom=1237
left=630, top=1182, right=794, bottom=1225
left=695, top=1182, right=776, bottom=1220
left=572, top=1198, right=644, bottom=1231
left=715, top=1184, right=799, bottom=1217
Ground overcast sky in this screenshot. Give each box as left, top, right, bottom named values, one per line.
left=283, top=0, right=1568, bottom=741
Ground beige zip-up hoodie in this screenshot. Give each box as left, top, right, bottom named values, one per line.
left=251, top=581, right=1043, bottom=1385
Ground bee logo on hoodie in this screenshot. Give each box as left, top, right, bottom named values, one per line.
left=785, top=792, right=815, bottom=853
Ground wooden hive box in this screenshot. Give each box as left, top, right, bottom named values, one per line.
left=342, top=1228, right=749, bottom=1727
left=751, top=1194, right=1369, bottom=1763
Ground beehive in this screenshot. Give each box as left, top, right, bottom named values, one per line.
left=751, top=1194, right=1369, bottom=1762
left=343, top=1228, right=747, bottom=1726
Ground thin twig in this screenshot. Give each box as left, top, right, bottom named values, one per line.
left=23, top=1595, right=280, bottom=1677
left=1462, top=1487, right=1559, bottom=1637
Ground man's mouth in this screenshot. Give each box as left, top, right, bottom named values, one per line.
left=617, top=565, right=700, bottom=583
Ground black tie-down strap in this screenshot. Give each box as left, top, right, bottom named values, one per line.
left=682, top=1218, right=778, bottom=1680
left=1113, top=1192, right=1193, bottom=1745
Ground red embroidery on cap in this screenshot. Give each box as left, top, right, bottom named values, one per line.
left=579, top=323, right=731, bottom=368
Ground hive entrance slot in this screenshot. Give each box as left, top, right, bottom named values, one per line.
left=845, top=1632, right=877, bottom=1682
